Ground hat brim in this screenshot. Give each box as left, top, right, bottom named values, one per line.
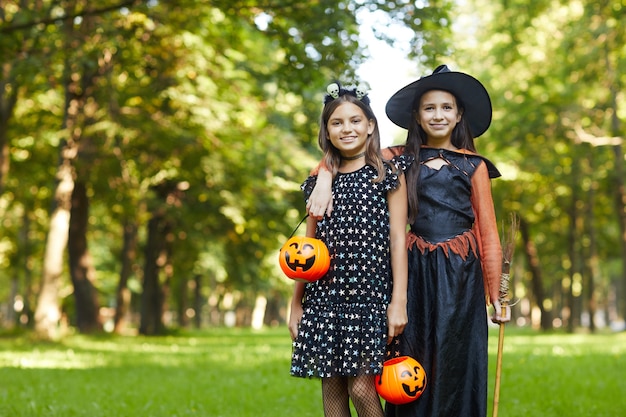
left=385, top=71, right=492, bottom=138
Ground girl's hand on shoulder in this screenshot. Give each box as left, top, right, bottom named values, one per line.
left=288, top=303, right=304, bottom=341
left=307, top=168, right=334, bottom=219
left=386, top=300, right=408, bottom=344
left=306, top=187, right=333, bottom=219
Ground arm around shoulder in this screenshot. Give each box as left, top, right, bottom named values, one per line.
left=307, top=163, right=333, bottom=219
left=382, top=145, right=405, bottom=160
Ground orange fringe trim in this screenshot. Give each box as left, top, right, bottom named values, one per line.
left=406, top=230, right=478, bottom=260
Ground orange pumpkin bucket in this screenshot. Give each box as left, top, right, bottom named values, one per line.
left=375, top=356, right=427, bottom=405
left=279, top=235, right=330, bottom=282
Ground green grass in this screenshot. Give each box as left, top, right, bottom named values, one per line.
left=0, top=327, right=624, bottom=416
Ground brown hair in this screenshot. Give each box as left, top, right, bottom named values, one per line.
left=404, top=92, right=476, bottom=223
left=318, top=94, right=387, bottom=183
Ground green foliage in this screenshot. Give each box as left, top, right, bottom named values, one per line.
left=455, top=0, right=626, bottom=322
left=0, top=1, right=455, bottom=328
left=0, top=327, right=624, bottom=416
left=6, top=0, right=623, bottom=335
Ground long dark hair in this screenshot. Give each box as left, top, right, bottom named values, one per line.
left=404, top=92, right=476, bottom=223
left=318, top=94, right=387, bottom=182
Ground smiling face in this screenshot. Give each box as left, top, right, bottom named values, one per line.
left=284, top=240, right=316, bottom=272
left=400, top=365, right=426, bottom=397
left=278, top=236, right=330, bottom=282
left=326, top=101, right=375, bottom=158
left=375, top=356, right=427, bottom=405
left=415, top=90, right=462, bottom=147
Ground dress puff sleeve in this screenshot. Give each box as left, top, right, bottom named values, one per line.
left=301, top=175, right=317, bottom=202
left=390, top=153, right=414, bottom=174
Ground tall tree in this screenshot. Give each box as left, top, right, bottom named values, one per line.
left=68, top=182, right=101, bottom=332
left=459, top=0, right=626, bottom=329
left=2, top=0, right=457, bottom=334
left=35, top=1, right=109, bottom=336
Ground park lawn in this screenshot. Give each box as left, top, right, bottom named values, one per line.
left=0, top=327, right=624, bottom=417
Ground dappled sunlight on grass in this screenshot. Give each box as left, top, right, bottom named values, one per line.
left=0, top=348, right=108, bottom=369
left=0, top=327, right=624, bottom=416
left=488, top=329, right=626, bottom=356
left=0, top=327, right=302, bottom=417
left=0, top=328, right=291, bottom=371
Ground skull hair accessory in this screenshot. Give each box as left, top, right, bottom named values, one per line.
left=355, top=84, right=367, bottom=99
left=327, top=83, right=340, bottom=99
left=323, top=82, right=370, bottom=105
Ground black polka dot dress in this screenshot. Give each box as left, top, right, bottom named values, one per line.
left=291, top=156, right=411, bottom=379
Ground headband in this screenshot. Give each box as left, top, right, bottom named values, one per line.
left=324, top=82, right=370, bottom=106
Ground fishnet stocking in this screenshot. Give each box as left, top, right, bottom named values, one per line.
left=321, top=376, right=384, bottom=417
left=322, top=377, right=350, bottom=417
left=348, top=375, right=384, bottom=417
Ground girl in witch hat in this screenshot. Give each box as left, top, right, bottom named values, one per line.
left=308, top=65, right=511, bottom=417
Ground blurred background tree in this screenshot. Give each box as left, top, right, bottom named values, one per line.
left=0, top=0, right=623, bottom=338
left=454, top=0, right=626, bottom=331
left=0, top=0, right=453, bottom=337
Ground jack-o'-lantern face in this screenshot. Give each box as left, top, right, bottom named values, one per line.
left=278, top=236, right=330, bottom=283
left=284, top=241, right=316, bottom=271
left=375, top=356, right=427, bottom=405
left=400, top=365, right=426, bottom=397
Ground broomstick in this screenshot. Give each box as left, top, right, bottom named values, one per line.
left=492, top=213, right=519, bottom=417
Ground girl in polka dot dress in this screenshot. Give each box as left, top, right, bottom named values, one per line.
left=289, top=83, right=409, bottom=417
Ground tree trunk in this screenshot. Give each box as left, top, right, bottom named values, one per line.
left=251, top=294, right=267, bottom=330
left=7, top=275, right=18, bottom=327
left=161, top=252, right=173, bottom=327
left=613, top=141, right=626, bottom=323
left=34, top=5, right=88, bottom=338
left=68, top=181, right=101, bottom=333
left=583, top=152, right=598, bottom=332
left=139, top=181, right=181, bottom=335
left=177, top=273, right=189, bottom=328
left=34, top=158, right=74, bottom=338
left=566, top=173, right=582, bottom=333
left=0, top=61, right=18, bottom=194
left=10, top=211, right=33, bottom=327
left=264, top=290, right=285, bottom=326
left=114, top=219, right=138, bottom=334
left=21, top=212, right=34, bottom=326
left=139, top=213, right=169, bottom=335
left=519, top=217, right=551, bottom=330
left=606, top=48, right=626, bottom=324
left=193, top=274, right=202, bottom=328
left=2, top=64, right=21, bottom=327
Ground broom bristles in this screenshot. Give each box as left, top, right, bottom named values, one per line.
left=502, top=213, right=518, bottom=264
left=499, top=213, right=519, bottom=303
